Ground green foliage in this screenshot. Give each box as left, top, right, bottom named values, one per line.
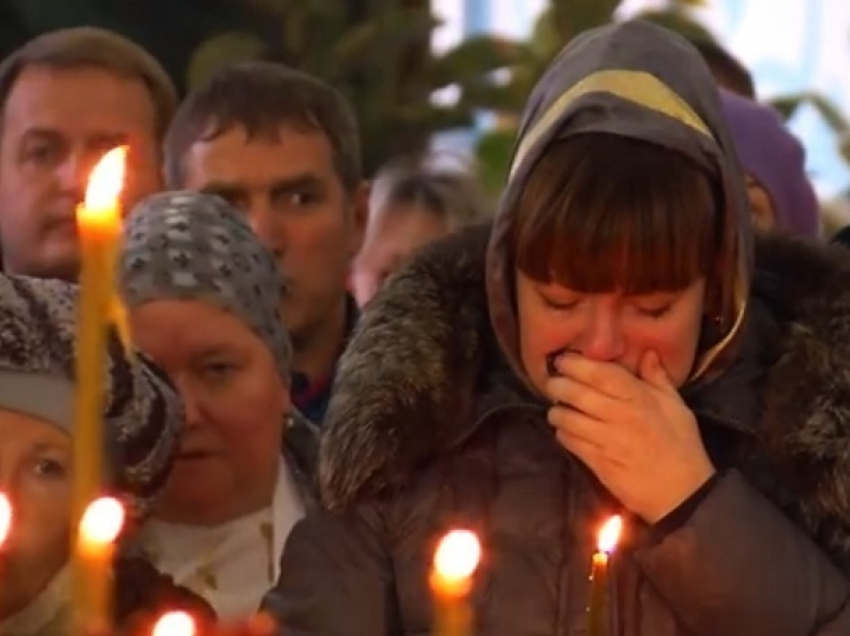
left=636, top=8, right=716, bottom=43
left=474, top=0, right=849, bottom=195
left=475, top=128, right=515, bottom=195
left=474, top=0, right=716, bottom=194
left=188, top=0, right=526, bottom=176
left=769, top=91, right=850, bottom=165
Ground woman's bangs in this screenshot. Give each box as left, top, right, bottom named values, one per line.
left=510, top=134, right=720, bottom=295
left=514, top=197, right=711, bottom=294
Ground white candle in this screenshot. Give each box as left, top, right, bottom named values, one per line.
left=152, top=610, right=197, bottom=636
left=0, top=492, right=11, bottom=548
left=430, top=529, right=482, bottom=636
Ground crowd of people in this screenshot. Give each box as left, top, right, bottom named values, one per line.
left=1, top=15, right=850, bottom=636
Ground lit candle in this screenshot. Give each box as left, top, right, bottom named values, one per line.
left=430, top=529, right=481, bottom=636
left=0, top=493, right=11, bottom=548
left=71, top=145, right=127, bottom=521
left=72, top=496, right=125, bottom=635
left=152, top=610, right=197, bottom=636
left=587, top=515, right=623, bottom=636
left=70, top=146, right=126, bottom=635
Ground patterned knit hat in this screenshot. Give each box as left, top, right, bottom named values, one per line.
left=119, top=191, right=291, bottom=380
left=0, top=275, right=182, bottom=520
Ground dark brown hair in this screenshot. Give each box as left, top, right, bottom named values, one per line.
left=510, top=134, right=722, bottom=297
left=0, top=27, right=178, bottom=140
left=164, top=61, right=362, bottom=193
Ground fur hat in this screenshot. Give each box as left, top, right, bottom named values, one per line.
left=0, top=274, right=182, bottom=519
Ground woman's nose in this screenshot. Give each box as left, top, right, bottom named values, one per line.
left=173, top=378, right=204, bottom=429
left=573, top=310, right=626, bottom=362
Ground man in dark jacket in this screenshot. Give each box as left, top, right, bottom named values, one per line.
left=266, top=21, right=850, bottom=635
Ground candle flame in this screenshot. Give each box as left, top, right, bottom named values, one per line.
left=597, top=515, right=623, bottom=554
left=0, top=493, right=11, bottom=547
left=84, top=146, right=127, bottom=211
left=152, top=611, right=196, bottom=636
left=434, top=529, right=481, bottom=582
left=79, top=496, right=125, bottom=545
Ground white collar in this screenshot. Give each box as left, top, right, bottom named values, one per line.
left=142, top=456, right=304, bottom=584
left=0, top=565, right=70, bottom=635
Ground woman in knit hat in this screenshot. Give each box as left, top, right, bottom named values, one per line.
left=0, top=274, right=214, bottom=635
left=119, top=191, right=317, bottom=620
left=720, top=88, right=822, bottom=238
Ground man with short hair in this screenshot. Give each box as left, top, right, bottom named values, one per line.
left=164, top=61, right=368, bottom=424
left=0, top=26, right=178, bottom=281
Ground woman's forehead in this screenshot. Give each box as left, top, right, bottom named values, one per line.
left=0, top=410, right=68, bottom=444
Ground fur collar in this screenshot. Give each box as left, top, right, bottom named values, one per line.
left=320, top=225, right=850, bottom=553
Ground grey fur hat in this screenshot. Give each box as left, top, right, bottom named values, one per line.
left=0, top=274, right=182, bottom=519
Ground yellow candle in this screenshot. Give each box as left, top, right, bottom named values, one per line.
left=152, top=611, right=197, bottom=636
left=71, top=145, right=126, bottom=521
left=71, top=146, right=126, bottom=636
left=587, top=515, right=623, bottom=636
left=430, top=529, right=481, bottom=636
left=0, top=492, right=11, bottom=548
left=73, top=496, right=125, bottom=634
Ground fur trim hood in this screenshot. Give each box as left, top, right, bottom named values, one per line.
left=321, top=225, right=850, bottom=556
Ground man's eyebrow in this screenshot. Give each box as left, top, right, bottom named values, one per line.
left=269, top=173, right=325, bottom=193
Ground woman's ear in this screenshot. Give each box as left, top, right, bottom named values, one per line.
left=745, top=174, right=777, bottom=232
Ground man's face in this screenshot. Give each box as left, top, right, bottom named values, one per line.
left=181, top=124, right=367, bottom=345
left=351, top=203, right=450, bottom=307
left=0, top=65, right=162, bottom=280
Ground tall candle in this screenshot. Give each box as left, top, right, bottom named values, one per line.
left=71, top=146, right=127, bottom=636
left=71, top=146, right=127, bottom=524
left=587, top=515, right=623, bottom=636
left=430, top=529, right=481, bottom=636
left=0, top=493, right=11, bottom=548
left=73, top=496, right=125, bottom=634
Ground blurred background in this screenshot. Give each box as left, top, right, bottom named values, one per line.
left=4, top=0, right=849, bottom=223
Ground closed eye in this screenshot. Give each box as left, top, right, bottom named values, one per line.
left=542, top=296, right=580, bottom=311
left=201, top=361, right=237, bottom=378
left=635, top=304, right=672, bottom=319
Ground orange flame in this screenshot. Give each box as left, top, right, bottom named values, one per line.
left=0, top=493, right=11, bottom=547
left=433, top=529, right=481, bottom=584
left=84, top=146, right=127, bottom=211
left=597, top=515, right=623, bottom=554
left=79, top=496, right=125, bottom=545
left=152, top=610, right=197, bottom=636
